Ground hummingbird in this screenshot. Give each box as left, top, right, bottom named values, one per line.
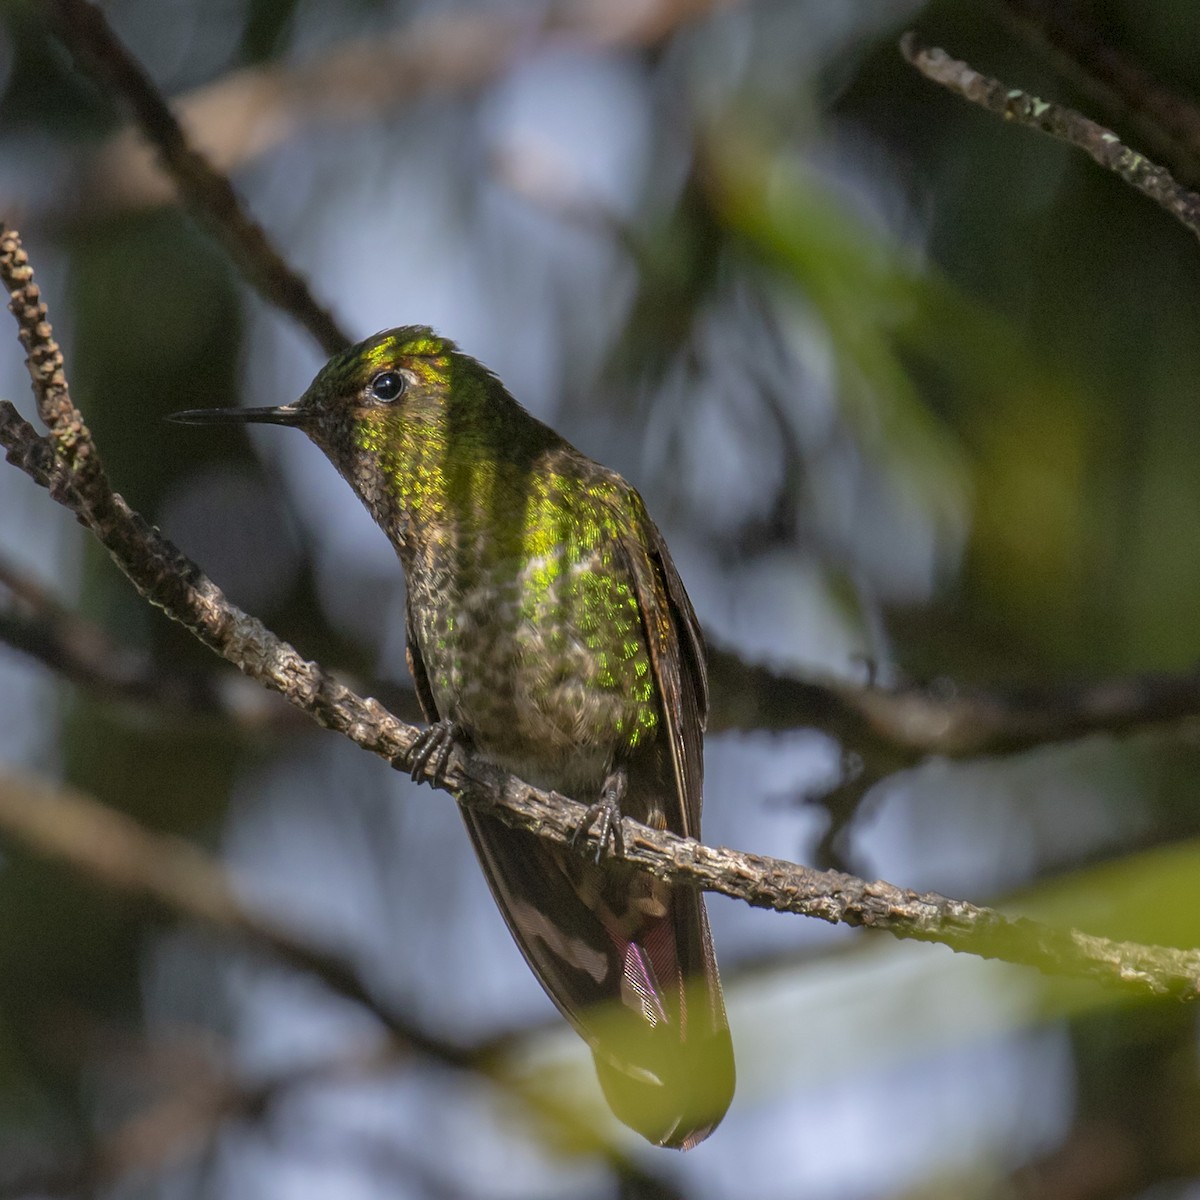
left=170, top=326, right=735, bottom=1148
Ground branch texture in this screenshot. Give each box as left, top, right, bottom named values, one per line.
left=4, top=222, right=1200, bottom=1005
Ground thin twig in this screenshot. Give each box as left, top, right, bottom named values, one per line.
left=2, top=226, right=102, bottom=494
left=45, top=0, right=349, bottom=357
left=993, top=0, right=1200, bottom=190
left=900, top=31, right=1200, bottom=244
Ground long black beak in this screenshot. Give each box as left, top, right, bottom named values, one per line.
left=167, top=403, right=308, bottom=427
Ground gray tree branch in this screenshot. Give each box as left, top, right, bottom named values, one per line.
left=4, top=222, right=1200, bottom=1006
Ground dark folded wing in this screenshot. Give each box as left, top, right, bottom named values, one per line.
left=618, top=493, right=708, bottom=837
left=405, top=597, right=440, bottom=725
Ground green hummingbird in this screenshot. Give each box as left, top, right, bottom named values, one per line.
left=170, top=326, right=735, bottom=1148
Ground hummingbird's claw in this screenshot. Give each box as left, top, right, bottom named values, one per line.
left=403, top=719, right=463, bottom=786
left=569, top=770, right=627, bottom=864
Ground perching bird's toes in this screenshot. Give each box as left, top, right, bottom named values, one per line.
left=403, top=719, right=463, bottom=786
left=569, top=770, right=628, bottom=864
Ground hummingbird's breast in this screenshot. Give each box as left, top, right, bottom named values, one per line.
left=405, top=481, right=660, bottom=795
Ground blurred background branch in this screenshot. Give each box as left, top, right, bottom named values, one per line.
left=0, top=551, right=309, bottom=727
left=0, top=767, right=446, bottom=1053
left=49, top=0, right=750, bottom=223
left=46, top=0, right=348, bottom=355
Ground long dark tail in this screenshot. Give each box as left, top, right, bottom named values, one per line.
left=461, top=810, right=734, bottom=1148
left=589, top=886, right=735, bottom=1148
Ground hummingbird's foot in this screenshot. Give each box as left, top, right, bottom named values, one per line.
left=404, top=719, right=463, bottom=787
left=569, top=770, right=627, bottom=864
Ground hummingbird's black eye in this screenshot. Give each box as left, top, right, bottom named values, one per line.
left=369, top=371, right=405, bottom=403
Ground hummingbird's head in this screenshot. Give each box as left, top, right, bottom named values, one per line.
left=170, top=326, right=543, bottom=540
left=170, top=325, right=464, bottom=443
left=292, top=325, right=465, bottom=441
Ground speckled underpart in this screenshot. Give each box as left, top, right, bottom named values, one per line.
left=305, top=328, right=659, bottom=793
left=405, top=477, right=659, bottom=792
